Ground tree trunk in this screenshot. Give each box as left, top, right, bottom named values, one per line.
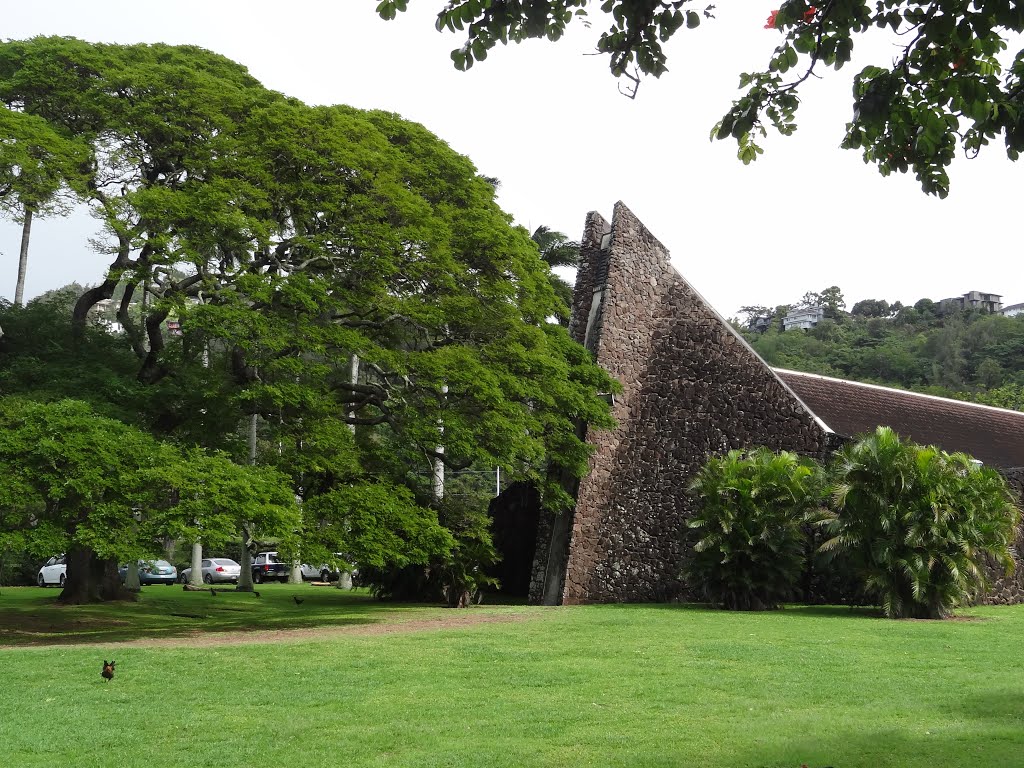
left=237, top=542, right=254, bottom=592
left=123, top=561, right=141, bottom=592
left=189, top=540, right=204, bottom=587
left=288, top=561, right=303, bottom=584
left=58, top=545, right=136, bottom=604
left=13, top=206, right=32, bottom=307
left=236, top=413, right=258, bottom=592
left=336, top=571, right=353, bottom=590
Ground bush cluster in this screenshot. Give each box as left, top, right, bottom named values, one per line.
left=684, top=427, right=1021, bottom=619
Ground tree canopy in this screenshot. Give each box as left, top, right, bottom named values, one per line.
left=737, top=289, right=1024, bottom=406
left=380, top=0, right=1024, bottom=196
left=0, top=37, right=617, bottom=600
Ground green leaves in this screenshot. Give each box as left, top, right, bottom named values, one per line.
left=686, top=427, right=1020, bottom=619
left=0, top=398, right=300, bottom=564
left=382, top=2, right=1024, bottom=195
left=0, top=38, right=620, bottom=591
left=823, top=427, right=1021, bottom=619
left=685, top=447, right=826, bottom=610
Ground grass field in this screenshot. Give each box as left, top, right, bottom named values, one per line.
left=2, top=585, right=1023, bottom=768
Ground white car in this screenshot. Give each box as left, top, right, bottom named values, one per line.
left=38, top=554, right=68, bottom=587
left=179, top=558, right=242, bottom=584
left=300, top=554, right=349, bottom=582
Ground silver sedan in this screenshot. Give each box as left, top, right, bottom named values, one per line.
left=179, top=558, right=242, bottom=584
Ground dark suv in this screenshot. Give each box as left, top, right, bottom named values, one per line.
left=252, top=551, right=289, bottom=583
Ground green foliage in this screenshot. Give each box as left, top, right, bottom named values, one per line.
left=531, top=225, right=579, bottom=325
left=0, top=107, right=88, bottom=219
left=744, top=293, right=1024, bottom=403
left=0, top=397, right=298, bottom=591
left=0, top=38, right=618, bottom=599
left=0, top=300, right=150, bottom=423
left=822, top=426, right=1021, bottom=619
left=390, top=1, right=1024, bottom=195
left=686, top=447, right=826, bottom=610
left=301, top=482, right=455, bottom=573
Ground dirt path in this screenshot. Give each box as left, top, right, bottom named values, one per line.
left=3, top=610, right=543, bottom=650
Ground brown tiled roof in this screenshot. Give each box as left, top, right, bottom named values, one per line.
left=775, top=369, right=1024, bottom=468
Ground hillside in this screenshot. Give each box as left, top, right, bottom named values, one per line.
left=737, top=296, right=1024, bottom=412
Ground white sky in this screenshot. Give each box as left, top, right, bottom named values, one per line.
left=1, top=1, right=1019, bottom=316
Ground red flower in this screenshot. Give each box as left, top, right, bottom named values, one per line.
left=765, top=9, right=779, bottom=28
left=803, top=5, right=818, bottom=22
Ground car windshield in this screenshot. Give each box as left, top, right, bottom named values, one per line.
left=153, top=560, right=172, bottom=568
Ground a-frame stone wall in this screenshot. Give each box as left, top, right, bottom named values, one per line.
left=530, top=202, right=835, bottom=605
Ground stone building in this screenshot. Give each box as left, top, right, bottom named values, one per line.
left=519, top=202, right=1024, bottom=607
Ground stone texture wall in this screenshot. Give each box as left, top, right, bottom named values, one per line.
left=531, top=202, right=833, bottom=605
left=978, top=467, right=1024, bottom=605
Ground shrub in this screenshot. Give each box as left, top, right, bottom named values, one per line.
left=685, top=447, right=826, bottom=610
left=822, top=426, right=1021, bottom=619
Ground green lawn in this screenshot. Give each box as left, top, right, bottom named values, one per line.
left=2, top=586, right=1022, bottom=768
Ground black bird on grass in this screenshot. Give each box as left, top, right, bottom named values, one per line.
left=253, top=591, right=261, bottom=598
left=101, top=660, right=116, bottom=682
left=210, top=588, right=217, bottom=596
left=293, top=596, right=304, bottom=606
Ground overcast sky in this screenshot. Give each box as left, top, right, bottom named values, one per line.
left=1, top=1, right=1019, bottom=317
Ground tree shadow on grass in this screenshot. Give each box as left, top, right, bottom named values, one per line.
left=722, top=690, right=1024, bottom=768
left=0, top=586, right=454, bottom=647
left=589, top=602, right=887, bottom=620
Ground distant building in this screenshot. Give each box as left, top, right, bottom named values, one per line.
left=89, top=298, right=123, bottom=335
left=1000, top=302, right=1024, bottom=318
left=782, top=306, right=824, bottom=331
left=941, top=291, right=1003, bottom=314
left=749, top=315, right=773, bottom=333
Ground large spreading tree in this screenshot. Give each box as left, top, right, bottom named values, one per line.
left=379, top=0, right=1024, bottom=196
left=0, top=38, right=616, bottom=600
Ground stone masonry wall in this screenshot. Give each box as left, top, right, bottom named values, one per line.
left=979, top=467, right=1024, bottom=605
left=535, top=202, right=832, bottom=604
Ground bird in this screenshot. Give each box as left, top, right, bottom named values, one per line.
left=253, top=591, right=261, bottom=598
left=101, top=660, right=115, bottom=682
left=292, top=595, right=304, bottom=605
left=209, top=588, right=217, bottom=596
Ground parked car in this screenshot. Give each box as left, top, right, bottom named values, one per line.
left=37, top=554, right=67, bottom=587
left=299, top=562, right=323, bottom=581
left=299, top=552, right=352, bottom=581
left=179, top=558, right=241, bottom=584
left=119, top=559, right=177, bottom=586
left=252, top=551, right=289, bottom=583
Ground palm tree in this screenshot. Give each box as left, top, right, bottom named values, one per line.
left=686, top=447, right=826, bottom=610
left=530, top=225, right=579, bottom=325
left=822, top=426, right=1020, bottom=619
left=0, top=110, right=87, bottom=306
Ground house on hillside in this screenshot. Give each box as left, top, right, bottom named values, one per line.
left=1000, top=302, right=1024, bottom=318
left=941, top=291, right=1003, bottom=313
left=782, top=306, right=824, bottom=331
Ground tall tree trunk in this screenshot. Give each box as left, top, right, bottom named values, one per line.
left=288, top=561, right=303, bottom=584
left=236, top=412, right=259, bottom=593
left=13, top=206, right=33, bottom=307
left=58, top=545, right=135, bottom=604
left=237, top=526, right=254, bottom=592
left=123, top=561, right=141, bottom=592
left=189, top=540, right=204, bottom=587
